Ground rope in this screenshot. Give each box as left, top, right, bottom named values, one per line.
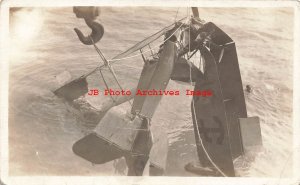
left=105, top=20, right=186, bottom=64
left=186, top=4, right=227, bottom=177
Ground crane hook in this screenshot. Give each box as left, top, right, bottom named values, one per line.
left=74, top=18, right=104, bottom=45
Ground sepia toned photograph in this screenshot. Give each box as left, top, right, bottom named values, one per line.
left=1, top=1, right=299, bottom=185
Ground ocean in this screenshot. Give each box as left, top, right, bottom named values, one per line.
left=8, top=7, right=293, bottom=177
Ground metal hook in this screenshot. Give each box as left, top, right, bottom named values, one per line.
left=74, top=18, right=104, bottom=45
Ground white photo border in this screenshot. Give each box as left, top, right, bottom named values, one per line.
left=1, top=0, right=299, bottom=185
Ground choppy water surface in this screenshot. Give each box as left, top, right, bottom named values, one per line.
left=8, top=7, right=293, bottom=176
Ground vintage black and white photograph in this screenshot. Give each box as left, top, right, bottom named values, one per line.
left=0, top=1, right=299, bottom=184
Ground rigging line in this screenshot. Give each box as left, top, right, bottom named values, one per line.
left=114, top=62, right=142, bottom=70
left=90, top=36, right=133, bottom=107
left=187, top=5, right=227, bottom=177
left=106, top=20, right=187, bottom=63
left=95, top=125, right=149, bottom=131
left=99, top=69, right=116, bottom=103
